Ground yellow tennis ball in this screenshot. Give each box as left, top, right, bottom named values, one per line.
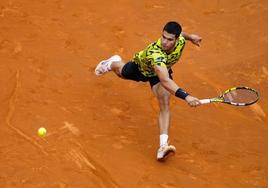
left=38, top=127, right=47, bottom=137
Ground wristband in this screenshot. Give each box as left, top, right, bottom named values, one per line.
left=175, top=88, right=189, bottom=100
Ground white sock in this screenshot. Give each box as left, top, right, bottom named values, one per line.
left=160, top=134, right=168, bottom=147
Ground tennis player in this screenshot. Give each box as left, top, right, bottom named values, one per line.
left=95, top=21, right=201, bottom=161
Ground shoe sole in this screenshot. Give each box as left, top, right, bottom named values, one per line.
left=157, top=149, right=176, bottom=162
left=95, top=61, right=107, bottom=76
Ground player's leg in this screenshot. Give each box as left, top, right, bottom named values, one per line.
left=152, top=82, right=176, bottom=161
left=95, top=55, right=148, bottom=84
left=152, top=83, right=171, bottom=135
left=111, top=60, right=125, bottom=77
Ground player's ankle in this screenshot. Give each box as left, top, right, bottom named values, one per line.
left=160, top=134, right=168, bottom=147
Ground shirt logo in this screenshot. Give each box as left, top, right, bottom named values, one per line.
left=156, top=57, right=164, bottom=62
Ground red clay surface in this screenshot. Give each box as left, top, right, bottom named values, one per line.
left=0, top=0, right=268, bottom=187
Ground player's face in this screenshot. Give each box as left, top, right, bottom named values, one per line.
left=161, top=31, right=177, bottom=53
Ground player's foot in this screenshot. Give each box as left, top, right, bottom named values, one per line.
left=157, top=144, right=176, bottom=161
left=95, top=55, right=122, bottom=76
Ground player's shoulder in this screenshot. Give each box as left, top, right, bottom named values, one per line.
left=146, top=39, right=163, bottom=52
left=178, top=35, right=186, bottom=45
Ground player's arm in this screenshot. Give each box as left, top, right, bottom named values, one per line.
left=153, top=65, right=200, bottom=106
left=181, top=32, right=202, bottom=46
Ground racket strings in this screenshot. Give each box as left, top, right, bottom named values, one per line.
left=223, top=89, right=258, bottom=104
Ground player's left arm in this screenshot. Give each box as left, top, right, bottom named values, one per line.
left=181, top=32, right=202, bottom=46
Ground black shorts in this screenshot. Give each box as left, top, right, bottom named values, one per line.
left=121, top=61, right=173, bottom=87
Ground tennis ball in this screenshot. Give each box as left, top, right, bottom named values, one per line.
left=38, top=127, right=47, bottom=137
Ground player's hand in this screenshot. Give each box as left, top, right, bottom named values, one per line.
left=185, top=95, right=201, bottom=107
left=190, top=34, right=202, bottom=47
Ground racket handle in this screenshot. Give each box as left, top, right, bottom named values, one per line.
left=199, top=99, right=211, bottom=104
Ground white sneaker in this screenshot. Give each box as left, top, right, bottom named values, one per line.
left=95, top=55, right=122, bottom=76
left=157, top=144, right=176, bottom=161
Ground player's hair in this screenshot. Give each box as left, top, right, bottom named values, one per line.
left=163, top=21, right=182, bottom=38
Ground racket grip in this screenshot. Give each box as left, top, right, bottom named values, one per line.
left=199, top=99, right=211, bottom=104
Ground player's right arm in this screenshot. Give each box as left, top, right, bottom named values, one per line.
left=153, top=65, right=200, bottom=106
left=153, top=64, right=178, bottom=95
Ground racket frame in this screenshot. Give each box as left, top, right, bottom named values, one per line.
left=200, top=86, right=259, bottom=106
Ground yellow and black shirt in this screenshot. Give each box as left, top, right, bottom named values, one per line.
left=133, top=35, right=185, bottom=77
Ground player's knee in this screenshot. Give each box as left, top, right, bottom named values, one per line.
left=158, top=95, right=170, bottom=108
left=158, top=92, right=170, bottom=101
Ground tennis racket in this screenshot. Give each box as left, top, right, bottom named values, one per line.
left=199, top=86, right=259, bottom=106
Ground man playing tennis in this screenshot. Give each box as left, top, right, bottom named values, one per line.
left=95, top=21, right=201, bottom=161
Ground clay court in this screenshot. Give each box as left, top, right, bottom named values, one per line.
left=0, top=0, right=268, bottom=187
